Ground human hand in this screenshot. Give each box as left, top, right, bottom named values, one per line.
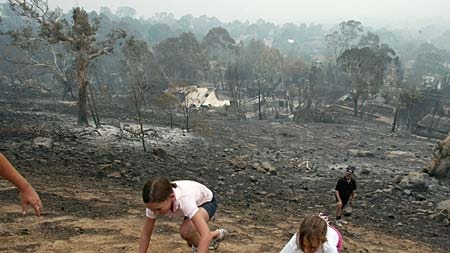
left=20, top=185, right=43, bottom=217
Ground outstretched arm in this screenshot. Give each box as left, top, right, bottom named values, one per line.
left=138, top=217, right=155, bottom=253
left=0, top=153, right=42, bottom=216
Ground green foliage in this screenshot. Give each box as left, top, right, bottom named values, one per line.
left=202, top=27, right=235, bottom=61
left=122, top=37, right=167, bottom=95
left=399, top=87, right=425, bottom=130
left=283, top=58, right=309, bottom=83
left=116, top=6, right=136, bottom=18
left=239, top=39, right=265, bottom=80
left=71, top=7, right=97, bottom=51
left=338, top=20, right=364, bottom=48
left=146, top=23, right=175, bottom=45
left=399, top=88, right=424, bottom=106
left=358, top=32, right=380, bottom=48
left=255, top=47, right=283, bottom=83
left=410, top=43, right=449, bottom=83
left=154, top=32, right=209, bottom=82
left=155, top=92, right=179, bottom=109
left=325, top=20, right=364, bottom=61
left=338, top=44, right=396, bottom=115
left=339, top=47, right=384, bottom=94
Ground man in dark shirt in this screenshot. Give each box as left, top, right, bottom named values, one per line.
left=335, top=166, right=357, bottom=226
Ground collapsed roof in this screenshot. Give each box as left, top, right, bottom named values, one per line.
left=176, top=86, right=230, bottom=107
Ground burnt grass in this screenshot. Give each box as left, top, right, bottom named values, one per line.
left=1, top=91, right=450, bottom=252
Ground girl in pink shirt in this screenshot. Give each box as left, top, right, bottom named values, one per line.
left=280, top=214, right=343, bottom=253
left=138, top=177, right=227, bottom=253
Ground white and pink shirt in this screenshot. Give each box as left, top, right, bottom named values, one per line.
left=145, top=180, right=213, bottom=219
left=280, top=225, right=342, bottom=253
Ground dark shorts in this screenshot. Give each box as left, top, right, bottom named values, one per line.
left=335, top=195, right=349, bottom=208
left=199, top=194, right=217, bottom=220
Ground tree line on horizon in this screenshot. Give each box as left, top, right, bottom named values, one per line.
left=0, top=1, right=449, bottom=135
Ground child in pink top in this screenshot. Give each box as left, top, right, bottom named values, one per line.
left=280, top=214, right=343, bottom=253
left=138, top=177, right=227, bottom=253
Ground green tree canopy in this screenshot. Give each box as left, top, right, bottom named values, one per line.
left=154, top=32, right=209, bottom=83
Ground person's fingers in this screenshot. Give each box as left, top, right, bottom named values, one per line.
left=21, top=200, right=28, bottom=215
left=30, top=198, right=42, bottom=217
left=36, top=199, right=43, bottom=216
left=33, top=203, right=41, bottom=217
left=21, top=196, right=42, bottom=217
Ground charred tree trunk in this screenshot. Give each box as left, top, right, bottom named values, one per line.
left=88, top=81, right=101, bottom=128
left=298, top=82, right=302, bottom=112
left=391, top=108, right=399, bottom=132
left=289, top=93, right=294, bottom=114
left=86, top=87, right=98, bottom=127
left=184, top=106, right=190, bottom=132
left=220, top=69, right=224, bottom=91
left=62, top=80, right=75, bottom=101
left=258, top=80, right=262, bottom=120
left=77, top=56, right=89, bottom=126
left=235, top=65, right=241, bottom=121
left=352, top=94, right=359, bottom=116
left=132, top=88, right=147, bottom=152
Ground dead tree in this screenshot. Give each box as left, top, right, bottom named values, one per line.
left=122, top=38, right=157, bottom=151
left=8, top=0, right=126, bottom=125
left=1, top=42, right=74, bottom=100
left=226, top=64, right=242, bottom=120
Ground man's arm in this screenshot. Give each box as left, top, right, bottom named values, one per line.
left=138, top=217, right=155, bottom=253
left=0, top=153, right=42, bottom=216
left=335, top=190, right=342, bottom=203
left=350, top=181, right=357, bottom=205
left=350, top=191, right=356, bottom=205
left=335, top=179, right=343, bottom=203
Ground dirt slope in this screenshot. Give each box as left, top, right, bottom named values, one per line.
left=0, top=97, right=449, bottom=253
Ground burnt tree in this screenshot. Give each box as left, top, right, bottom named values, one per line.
left=8, top=0, right=126, bottom=125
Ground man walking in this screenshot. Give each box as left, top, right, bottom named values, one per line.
left=335, top=166, right=357, bottom=226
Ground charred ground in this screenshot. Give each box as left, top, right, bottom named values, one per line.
left=0, top=91, right=449, bottom=252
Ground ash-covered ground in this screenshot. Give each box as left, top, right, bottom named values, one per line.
left=0, top=93, right=449, bottom=252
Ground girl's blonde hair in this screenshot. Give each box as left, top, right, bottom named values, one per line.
left=142, top=177, right=177, bottom=203
left=297, top=215, right=328, bottom=251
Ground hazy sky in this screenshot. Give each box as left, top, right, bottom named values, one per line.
left=46, top=0, right=449, bottom=27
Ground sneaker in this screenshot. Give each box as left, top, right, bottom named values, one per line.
left=216, top=228, right=228, bottom=241
left=340, top=220, right=348, bottom=225
left=209, top=228, right=228, bottom=250
left=336, top=220, right=343, bottom=227
left=193, top=242, right=219, bottom=251
left=209, top=240, right=220, bottom=250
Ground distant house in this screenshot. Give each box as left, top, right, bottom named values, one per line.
left=337, top=93, right=352, bottom=102
left=172, top=86, right=230, bottom=108
left=263, top=38, right=273, bottom=47
left=415, top=113, right=449, bottom=139
left=443, top=106, right=450, bottom=117
left=422, top=73, right=442, bottom=89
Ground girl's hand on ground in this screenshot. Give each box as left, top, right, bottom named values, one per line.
left=20, top=185, right=43, bottom=217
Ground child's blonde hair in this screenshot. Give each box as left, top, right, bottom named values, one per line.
left=142, top=177, right=177, bottom=203
left=297, top=215, right=328, bottom=251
